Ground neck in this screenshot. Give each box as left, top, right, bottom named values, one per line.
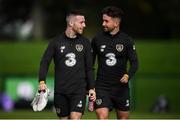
left=110, top=27, right=120, bottom=35
left=65, top=27, right=77, bottom=38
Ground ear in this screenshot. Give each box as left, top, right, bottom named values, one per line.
left=69, top=21, right=74, bottom=27
left=114, top=19, right=120, bottom=27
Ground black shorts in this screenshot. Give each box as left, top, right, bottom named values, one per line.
left=95, top=87, right=130, bottom=111
left=54, top=92, right=86, bottom=117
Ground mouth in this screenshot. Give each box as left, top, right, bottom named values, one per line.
left=103, top=27, right=108, bottom=31
left=78, top=29, right=83, bottom=34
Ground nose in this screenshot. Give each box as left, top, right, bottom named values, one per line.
left=83, top=23, right=86, bottom=27
left=102, top=21, right=105, bottom=26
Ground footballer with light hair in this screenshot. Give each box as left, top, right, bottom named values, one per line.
left=38, top=9, right=96, bottom=119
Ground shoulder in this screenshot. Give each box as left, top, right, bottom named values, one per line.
left=47, top=34, right=64, bottom=48
left=78, top=35, right=91, bottom=45
left=119, top=32, right=134, bottom=44
left=51, top=34, right=63, bottom=42
left=119, top=32, right=130, bottom=39
left=92, top=32, right=104, bottom=43
left=93, top=32, right=104, bottom=39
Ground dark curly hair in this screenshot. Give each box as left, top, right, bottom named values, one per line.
left=101, top=6, right=124, bottom=19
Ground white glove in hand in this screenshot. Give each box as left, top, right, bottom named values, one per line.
left=31, top=88, right=50, bottom=111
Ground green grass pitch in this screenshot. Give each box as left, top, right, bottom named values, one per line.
left=0, top=110, right=180, bottom=119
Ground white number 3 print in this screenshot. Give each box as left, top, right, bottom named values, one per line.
left=65, top=53, right=76, bottom=67
left=105, top=53, right=117, bottom=66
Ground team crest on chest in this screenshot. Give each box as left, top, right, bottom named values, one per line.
left=76, top=44, right=83, bottom=52
left=116, top=44, right=124, bottom=52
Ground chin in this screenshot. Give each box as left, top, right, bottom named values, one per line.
left=78, top=31, right=83, bottom=34
left=104, top=29, right=108, bottom=32
left=104, top=27, right=108, bottom=31
left=78, top=32, right=82, bottom=35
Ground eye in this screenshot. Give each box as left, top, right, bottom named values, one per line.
left=80, top=21, right=85, bottom=24
left=103, top=19, right=108, bottom=23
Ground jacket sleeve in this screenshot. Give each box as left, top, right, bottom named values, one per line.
left=91, top=37, right=98, bottom=66
left=127, top=38, right=138, bottom=79
left=84, top=39, right=95, bottom=90
left=39, top=39, right=55, bottom=82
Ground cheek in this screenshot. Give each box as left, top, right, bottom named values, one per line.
left=110, top=22, right=116, bottom=27
left=105, top=22, right=112, bottom=28
left=76, top=23, right=82, bottom=28
left=73, top=24, right=79, bottom=29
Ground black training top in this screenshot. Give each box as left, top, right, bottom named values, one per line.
left=92, top=31, right=138, bottom=90
left=39, top=33, right=95, bottom=94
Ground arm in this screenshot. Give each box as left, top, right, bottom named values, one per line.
left=120, top=38, right=138, bottom=83
left=38, top=39, right=55, bottom=90
left=85, top=39, right=96, bottom=101
left=127, top=38, right=138, bottom=79
left=91, top=38, right=98, bottom=66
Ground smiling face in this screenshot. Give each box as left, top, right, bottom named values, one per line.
left=72, top=15, right=86, bottom=34
left=67, top=15, right=86, bottom=35
left=102, top=14, right=120, bottom=33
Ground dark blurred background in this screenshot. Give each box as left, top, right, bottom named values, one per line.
left=0, top=0, right=180, bottom=119
left=0, top=0, right=180, bottom=40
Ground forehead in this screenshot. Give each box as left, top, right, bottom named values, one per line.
left=103, top=14, right=112, bottom=20
left=75, top=15, right=85, bottom=21
left=103, top=14, right=120, bottom=22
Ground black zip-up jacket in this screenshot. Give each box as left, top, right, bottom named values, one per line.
left=92, top=31, right=138, bottom=90
left=39, top=33, right=95, bottom=94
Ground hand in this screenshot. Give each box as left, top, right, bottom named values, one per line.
left=88, top=89, right=96, bottom=101
left=120, top=74, right=129, bottom=84
left=39, top=81, right=47, bottom=91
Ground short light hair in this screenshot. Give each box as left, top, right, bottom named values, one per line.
left=66, top=9, right=85, bottom=23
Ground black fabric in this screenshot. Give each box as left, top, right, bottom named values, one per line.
left=39, top=33, right=95, bottom=94
left=54, top=89, right=86, bottom=117
left=92, top=31, right=138, bottom=90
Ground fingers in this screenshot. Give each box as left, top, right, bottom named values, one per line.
left=89, top=89, right=96, bottom=101
left=39, top=83, right=47, bottom=90
left=120, top=77, right=128, bottom=83
left=120, top=74, right=129, bottom=83
left=39, top=81, right=47, bottom=91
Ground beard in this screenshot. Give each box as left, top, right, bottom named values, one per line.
left=74, top=28, right=83, bottom=35
left=78, top=29, right=83, bottom=34
left=103, top=26, right=114, bottom=33
left=73, top=28, right=84, bottom=35
left=103, top=27, right=108, bottom=32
